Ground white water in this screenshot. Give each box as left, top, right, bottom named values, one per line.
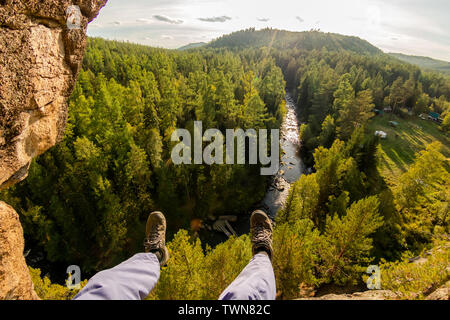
left=261, top=92, right=304, bottom=217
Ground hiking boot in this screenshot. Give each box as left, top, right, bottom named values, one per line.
left=250, top=210, right=274, bottom=261
left=144, top=211, right=169, bottom=266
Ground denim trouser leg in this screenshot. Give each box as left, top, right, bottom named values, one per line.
left=73, top=253, right=160, bottom=300
left=219, top=253, right=276, bottom=300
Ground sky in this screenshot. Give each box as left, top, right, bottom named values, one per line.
left=87, top=0, right=450, bottom=61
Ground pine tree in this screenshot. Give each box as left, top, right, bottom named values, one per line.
left=334, top=74, right=356, bottom=139
left=273, top=219, right=321, bottom=299
left=202, top=235, right=252, bottom=299
left=319, top=115, right=336, bottom=148
left=277, top=174, right=320, bottom=225
left=319, top=196, right=383, bottom=285
left=395, top=142, right=449, bottom=248
left=153, top=230, right=205, bottom=300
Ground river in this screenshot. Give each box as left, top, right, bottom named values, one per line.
left=261, top=92, right=304, bottom=218
left=200, top=92, right=304, bottom=245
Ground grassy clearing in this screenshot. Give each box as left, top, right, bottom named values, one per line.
left=367, top=114, right=450, bottom=185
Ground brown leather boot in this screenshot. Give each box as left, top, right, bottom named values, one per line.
left=250, top=210, right=274, bottom=261
left=144, top=211, right=169, bottom=266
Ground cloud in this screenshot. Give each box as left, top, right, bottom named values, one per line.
left=153, top=15, right=183, bottom=24
left=257, top=18, right=270, bottom=22
left=296, top=16, right=304, bottom=23
left=111, top=21, right=122, bottom=25
left=136, top=18, right=152, bottom=24
left=198, top=16, right=232, bottom=23
left=161, top=35, right=174, bottom=40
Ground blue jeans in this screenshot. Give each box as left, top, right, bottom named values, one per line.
left=73, top=252, right=276, bottom=300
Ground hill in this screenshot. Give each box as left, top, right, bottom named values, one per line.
left=178, top=42, right=207, bottom=51
left=208, top=28, right=383, bottom=55
left=389, top=53, right=450, bottom=75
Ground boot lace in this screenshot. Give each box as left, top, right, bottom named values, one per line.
left=144, top=230, right=162, bottom=252
left=252, top=226, right=272, bottom=247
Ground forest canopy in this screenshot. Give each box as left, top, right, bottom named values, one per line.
left=1, top=29, right=449, bottom=299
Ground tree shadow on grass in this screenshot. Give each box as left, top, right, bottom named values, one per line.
left=366, top=164, right=405, bottom=262
left=382, top=145, right=410, bottom=173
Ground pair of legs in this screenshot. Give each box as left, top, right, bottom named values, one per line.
left=74, top=210, right=276, bottom=300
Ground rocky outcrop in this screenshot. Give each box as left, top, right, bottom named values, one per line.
left=299, top=290, right=397, bottom=300
left=0, top=0, right=107, bottom=300
left=0, top=0, right=107, bottom=189
left=0, top=201, right=39, bottom=299
left=425, top=281, right=450, bottom=300
left=302, top=284, right=449, bottom=300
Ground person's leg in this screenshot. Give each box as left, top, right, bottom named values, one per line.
left=219, top=252, right=276, bottom=300
left=219, top=210, right=276, bottom=300
left=74, top=211, right=170, bottom=300
left=74, top=253, right=160, bottom=300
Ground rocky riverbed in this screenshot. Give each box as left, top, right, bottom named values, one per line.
left=261, top=93, right=304, bottom=218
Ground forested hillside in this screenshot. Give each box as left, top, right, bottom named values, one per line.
left=1, top=38, right=286, bottom=272
left=178, top=42, right=207, bottom=51
left=390, top=53, right=450, bottom=75
left=271, top=31, right=449, bottom=259
left=1, top=29, right=449, bottom=300
left=209, top=28, right=382, bottom=55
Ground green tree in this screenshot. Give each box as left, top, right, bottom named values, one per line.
left=441, top=112, right=450, bottom=132
left=414, top=93, right=430, bottom=115
left=334, top=74, right=374, bottom=140
left=388, top=77, right=407, bottom=113
left=273, top=219, right=321, bottom=299
left=395, top=142, right=449, bottom=248
left=277, top=174, right=320, bottom=224
left=319, top=196, right=383, bottom=284
left=319, top=115, right=336, bottom=148
left=152, top=230, right=205, bottom=300
left=202, top=236, right=252, bottom=299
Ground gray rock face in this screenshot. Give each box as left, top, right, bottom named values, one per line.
left=0, top=0, right=107, bottom=300
left=0, top=0, right=107, bottom=189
